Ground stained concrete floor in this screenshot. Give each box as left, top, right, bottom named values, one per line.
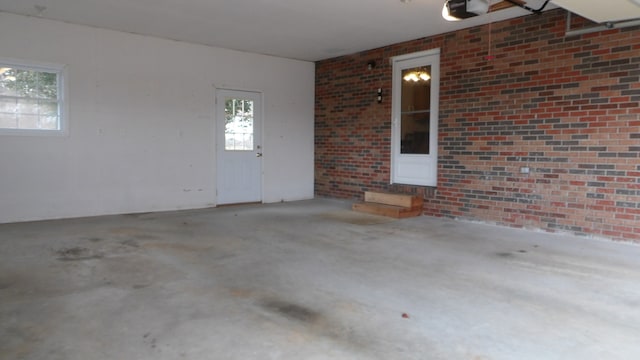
left=1, top=199, right=640, bottom=360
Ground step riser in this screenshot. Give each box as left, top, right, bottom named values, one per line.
left=364, top=191, right=423, bottom=209
left=352, top=203, right=422, bottom=219
left=353, top=191, right=424, bottom=219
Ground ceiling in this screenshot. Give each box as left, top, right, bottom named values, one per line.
left=0, top=0, right=638, bottom=62
left=551, top=0, right=640, bottom=23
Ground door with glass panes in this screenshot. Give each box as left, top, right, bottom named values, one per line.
left=216, top=89, right=262, bottom=205
left=391, top=49, right=440, bottom=186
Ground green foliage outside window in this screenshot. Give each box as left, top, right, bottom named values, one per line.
left=0, top=67, right=57, bottom=99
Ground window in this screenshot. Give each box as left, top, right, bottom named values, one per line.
left=224, top=98, right=254, bottom=151
left=0, top=59, right=66, bottom=134
left=391, top=49, right=440, bottom=186
left=400, top=65, right=432, bottom=155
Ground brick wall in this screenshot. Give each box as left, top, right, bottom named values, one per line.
left=315, top=9, right=640, bottom=242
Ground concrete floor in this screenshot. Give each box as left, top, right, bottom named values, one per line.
left=1, top=199, right=639, bottom=360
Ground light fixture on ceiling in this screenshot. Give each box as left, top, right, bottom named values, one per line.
left=403, top=70, right=431, bottom=82
left=34, top=5, right=47, bottom=16
left=0, top=68, right=16, bottom=82
left=442, top=0, right=489, bottom=21
left=442, top=2, right=461, bottom=21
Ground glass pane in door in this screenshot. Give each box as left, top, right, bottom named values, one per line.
left=224, top=98, right=254, bottom=151
left=400, top=66, right=431, bottom=154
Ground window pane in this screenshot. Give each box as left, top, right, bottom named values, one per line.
left=400, top=65, right=431, bottom=154
left=37, top=72, right=58, bottom=99
left=40, top=115, right=59, bottom=130
left=401, top=66, right=431, bottom=112
left=0, top=67, right=16, bottom=97
left=17, top=114, right=39, bottom=129
left=0, top=96, right=17, bottom=128
left=14, top=69, right=36, bottom=98
left=401, top=113, right=430, bottom=154
left=0, top=97, right=17, bottom=114
left=0, top=113, right=17, bottom=128
left=40, top=100, right=59, bottom=116
left=16, top=99, right=39, bottom=115
left=224, top=98, right=254, bottom=151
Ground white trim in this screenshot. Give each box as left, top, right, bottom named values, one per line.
left=0, top=57, right=65, bottom=73
left=390, top=48, right=441, bottom=64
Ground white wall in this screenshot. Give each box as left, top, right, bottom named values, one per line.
left=0, top=12, right=315, bottom=223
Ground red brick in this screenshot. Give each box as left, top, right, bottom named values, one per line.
left=315, top=9, right=640, bottom=243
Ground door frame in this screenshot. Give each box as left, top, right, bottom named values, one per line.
left=390, top=48, right=440, bottom=187
left=215, top=88, right=264, bottom=205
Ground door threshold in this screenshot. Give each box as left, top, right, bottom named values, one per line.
left=217, top=201, right=262, bottom=208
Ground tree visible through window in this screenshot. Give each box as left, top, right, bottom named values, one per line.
left=0, top=63, right=62, bottom=132
left=224, top=98, right=254, bottom=151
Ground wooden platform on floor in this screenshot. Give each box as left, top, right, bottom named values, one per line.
left=352, top=191, right=423, bottom=219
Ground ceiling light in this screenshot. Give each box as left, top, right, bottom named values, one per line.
left=442, top=0, right=489, bottom=21
left=403, top=73, right=417, bottom=82
left=442, top=3, right=461, bottom=21
left=33, top=5, right=47, bottom=16
left=403, top=71, right=430, bottom=82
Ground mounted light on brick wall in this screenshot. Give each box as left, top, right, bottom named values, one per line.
left=367, top=60, right=383, bottom=103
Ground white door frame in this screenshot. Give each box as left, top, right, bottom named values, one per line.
left=215, top=88, right=264, bottom=205
left=390, top=49, right=440, bottom=187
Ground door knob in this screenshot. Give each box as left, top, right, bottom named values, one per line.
left=256, top=153, right=263, bottom=157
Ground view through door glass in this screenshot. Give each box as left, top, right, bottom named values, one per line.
left=225, top=98, right=254, bottom=151
left=400, top=65, right=431, bottom=154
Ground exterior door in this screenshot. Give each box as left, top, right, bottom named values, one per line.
left=391, top=49, right=440, bottom=186
left=216, top=89, right=262, bottom=205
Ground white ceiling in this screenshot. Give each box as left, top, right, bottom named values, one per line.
left=551, top=0, right=640, bottom=23
left=0, top=0, right=637, bottom=62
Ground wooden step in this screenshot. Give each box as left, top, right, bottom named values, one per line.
left=352, top=191, right=424, bottom=219
left=352, top=202, right=422, bottom=219
left=364, top=191, right=423, bottom=209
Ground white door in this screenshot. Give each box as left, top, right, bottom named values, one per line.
left=391, top=49, right=440, bottom=186
left=216, top=89, right=262, bottom=205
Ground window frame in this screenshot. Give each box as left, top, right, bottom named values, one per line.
left=0, top=57, right=68, bottom=136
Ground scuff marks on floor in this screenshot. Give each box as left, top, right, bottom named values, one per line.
left=55, top=247, right=103, bottom=261
left=260, top=299, right=320, bottom=324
